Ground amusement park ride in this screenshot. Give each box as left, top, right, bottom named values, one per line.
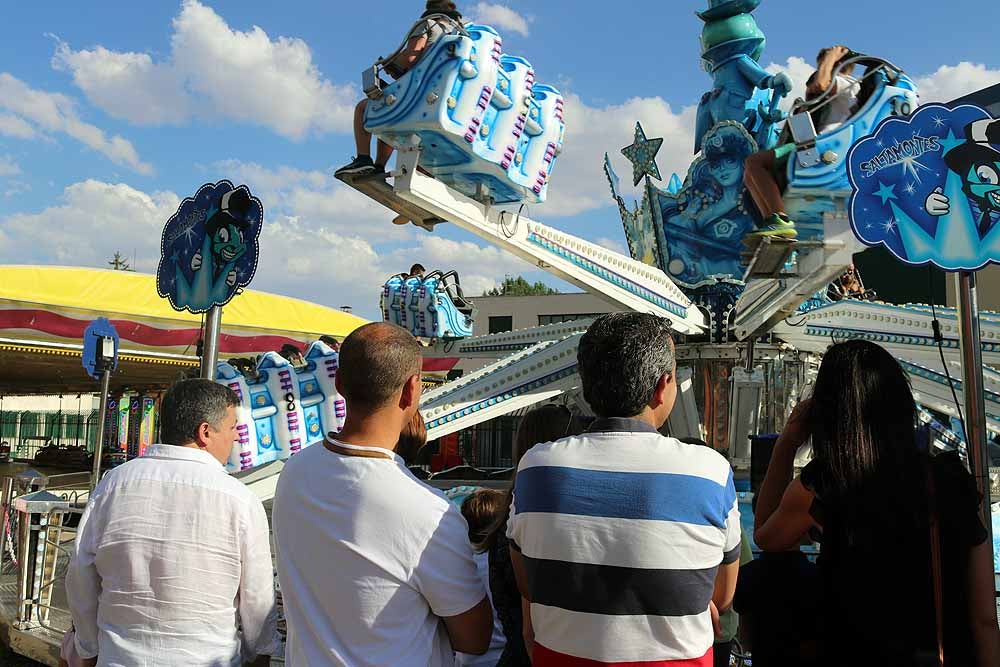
left=217, top=2, right=999, bottom=496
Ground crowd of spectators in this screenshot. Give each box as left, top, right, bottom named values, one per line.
left=63, top=315, right=998, bottom=666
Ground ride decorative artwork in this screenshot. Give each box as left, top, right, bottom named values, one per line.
left=156, top=180, right=264, bottom=313
left=694, top=0, right=790, bottom=152
left=848, top=103, right=1000, bottom=271
left=607, top=0, right=791, bottom=291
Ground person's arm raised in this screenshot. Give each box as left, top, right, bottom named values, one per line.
left=754, top=479, right=817, bottom=552
left=755, top=399, right=811, bottom=532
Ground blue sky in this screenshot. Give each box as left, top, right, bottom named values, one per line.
left=0, top=0, right=998, bottom=319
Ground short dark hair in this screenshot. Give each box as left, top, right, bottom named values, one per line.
left=409, top=263, right=426, bottom=275
left=338, top=322, right=422, bottom=410
left=160, top=379, right=239, bottom=446
left=461, top=489, right=505, bottom=544
left=577, top=313, right=675, bottom=418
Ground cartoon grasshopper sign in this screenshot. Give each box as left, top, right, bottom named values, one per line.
left=156, top=180, right=264, bottom=312
left=847, top=103, right=1000, bottom=271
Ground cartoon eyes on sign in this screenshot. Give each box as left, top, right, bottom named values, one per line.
left=156, top=181, right=263, bottom=313
left=847, top=103, right=1000, bottom=271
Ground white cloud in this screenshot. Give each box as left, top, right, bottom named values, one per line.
left=765, top=56, right=815, bottom=113
left=594, top=236, right=628, bottom=256
left=0, top=180, right=177, bottom=268
left=51, top=0, right=356, bottom=140
left=0, top=113, right=37, bottom=139
left=0, top=171, right=534, bottom=318
left=539, top=93, right=697, bottom=218
left=0, top=73, right=152, bottom=174
left=468, top=3, right=531, bottom=37
left=0, top=155, right=21, bottom=177
left=915, top=62, right=1000, bottom=103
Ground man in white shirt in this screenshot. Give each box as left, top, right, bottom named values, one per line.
left=66, top=379, right=279, bottom=667
left=273, top=322, right=492, bottom=666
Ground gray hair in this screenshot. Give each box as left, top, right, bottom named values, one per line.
left=160, top=379, right=239, bottom=446
left=577, top=313, right=675, bottom=418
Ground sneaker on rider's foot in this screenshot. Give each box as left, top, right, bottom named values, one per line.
left=749, top=213, right=797, bottom=238
left=335, top=155, right=375, bottom=177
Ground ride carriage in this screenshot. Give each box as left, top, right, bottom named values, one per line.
left=215, top=341, right=345, bottom=473
left=360, top=19, right=565, bottom=205
left=782, top=54, right=918, bottom=235
left=381, top=270, right=476, bottom=339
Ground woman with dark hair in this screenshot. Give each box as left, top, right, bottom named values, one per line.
left=481, top=404, right=592, bottom=667
left=755, top=340, right=998, bottom=665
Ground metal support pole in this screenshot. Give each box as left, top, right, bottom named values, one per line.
left=200, top=305, right=223, bottom=379
left=954, top=272, right=993, bottom=530
left=745, top=336, right=757, bottom=373
left=954, top=271, right=997, bottom=629
left=90, top=369, right=111, bottom=493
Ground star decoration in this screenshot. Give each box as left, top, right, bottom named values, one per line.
left=883, top=217, right=897, bottom=233
left=874, top=181, right=898, bottom=205
left=903, top=182, right=916, bottom=196
left=621, top=122, right=663, bottom=186
left=939, top=130, right=964, bottom=155
left=931, top=115, right=946, bottom=129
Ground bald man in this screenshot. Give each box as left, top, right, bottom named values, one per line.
left=273, top=323, right=492, bottom=667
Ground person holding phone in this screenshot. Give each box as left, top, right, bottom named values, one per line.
left=754, top=340, right=998, bottom=665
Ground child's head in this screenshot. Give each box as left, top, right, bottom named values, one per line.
left=460, top=489, right=506, bottom=546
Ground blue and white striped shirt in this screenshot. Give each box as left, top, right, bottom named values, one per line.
left=507, top=418, right=741, bottom=665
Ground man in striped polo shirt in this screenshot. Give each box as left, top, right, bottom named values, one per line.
left=507, top=313, right=741, bottom=666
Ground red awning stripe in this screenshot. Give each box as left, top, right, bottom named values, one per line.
left=0, top=308, right=306, bottom=355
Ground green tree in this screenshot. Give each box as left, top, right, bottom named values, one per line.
left=483, top=274, right=559, bottom=297
left=107, top=251, right=134, bottom=271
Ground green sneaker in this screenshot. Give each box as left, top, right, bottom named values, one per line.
left=749, top=213, right=797, bottom=238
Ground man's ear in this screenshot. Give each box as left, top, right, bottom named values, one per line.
left=399, top=374, right=422, bottom=411
left=196, top=421, right=212, bottom=448
left=650, top=372, right=672, bottom=409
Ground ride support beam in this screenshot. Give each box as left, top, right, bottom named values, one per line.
left=391, top=143, right=705, bottom=335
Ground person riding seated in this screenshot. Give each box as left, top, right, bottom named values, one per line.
left=408, top=263, right=426, bottom=278
left=744, top=45, right=860, bottom=238
left=336, top=1, right=465, bottom=177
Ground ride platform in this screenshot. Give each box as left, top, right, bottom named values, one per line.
left=336, top=170, right=445, bottom=232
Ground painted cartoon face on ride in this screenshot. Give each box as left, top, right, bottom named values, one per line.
left=709, top=156, right=742, bottom=187
left=212, top=222, right=247, bottom=263
left=967, top=162, right=1000, bottom=211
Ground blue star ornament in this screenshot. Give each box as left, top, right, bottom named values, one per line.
left=621, top=122, right=663, bottom=186
left=874, top=181, right=897, bottom=205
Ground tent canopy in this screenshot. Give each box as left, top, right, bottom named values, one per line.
left=0, top=265, right=368, bottom=394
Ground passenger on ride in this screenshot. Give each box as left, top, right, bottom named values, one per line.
left=335, top=1, right=465, bottom=177
left=743, top=46, right=859, bottom=238
left=408, top=263, right=426, bottom=277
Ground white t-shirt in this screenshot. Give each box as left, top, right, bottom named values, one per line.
left=273, top=439, right=486, bottom=667
left=819, top=74, right=860, bottom=134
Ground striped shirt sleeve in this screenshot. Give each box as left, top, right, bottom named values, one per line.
left=721, top=472, right=742, bottom=564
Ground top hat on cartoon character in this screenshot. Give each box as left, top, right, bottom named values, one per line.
left=698, top=0, right=766, bottom=69
left=944, top=119, right=1000, bottom=211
